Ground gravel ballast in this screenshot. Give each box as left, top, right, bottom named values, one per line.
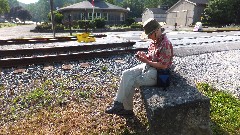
left=0, top=49, right=239, bottom=126
left=1, top=49, right=239, bottom=98
left=0, top=25, right=239, bottom=126
left=173, top=50, right=240, bottom=98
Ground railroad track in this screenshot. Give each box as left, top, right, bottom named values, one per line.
left=0, top=41, right=148, bottom=68
left=0, top=42, right=136, bottom=57
left=0, top=36, right=77, bottom=45
left=0, top=34, right=106, bottom=45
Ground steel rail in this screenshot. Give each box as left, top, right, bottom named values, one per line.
left=0, top=42, right=136, bottom=57
left=0, top=34, right=107, bottom=45
left=0, top=48, right=147, bottom=68
left=0, top=36, right=78, bottom=45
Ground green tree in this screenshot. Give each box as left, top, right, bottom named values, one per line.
left=120, top=0, right=145, bottom=18
left=54, top=0, right=65, bottom=9
left=161, top=0, right=178, bottom=7
left=48, top=11, right=64, bottom=24
left=36, top=0, right=51, bottom=22
left=17, top=9, right=32, bottom=23
left=226, top=0, right=240, bottom=24
left=5, top=0, right=185, bottom=24
left=33, top=0, right=83, bottom=22
left=105, top=0, right=116, bottom=4
left=6, top=6, right=22, bottom=21
left=25, top=3, right=38, bottom=22
left=144, top=0, right=160, bottom=8
left=203, top=0, right=240, bottom=25
left=0, top=0, right=10, bottom=14
left=8, top=0, right=19, bottom=7
left=143, top=0, right=178, bottom=8
left=5, top=6, right=32, bottom=23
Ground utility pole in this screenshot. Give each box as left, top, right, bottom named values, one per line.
left=50, top=0, right=56, bottom=37
left=68, top=14, right=72, bottom=36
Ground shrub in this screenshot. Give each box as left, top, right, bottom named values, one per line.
left=55, top=24, right=64, bottom=30
left=125, top=18, right=135, bottom=26
left=35, top=22, right=51, bottom=31
left=94, top=18, right=105, bottom=28
left=78, top=20, right=95, bottom=29
left=34, top=22, right=64, bottom=31
left=130, top=22, right=142, bottom=29
left=72, top=20, right=79, bottom=29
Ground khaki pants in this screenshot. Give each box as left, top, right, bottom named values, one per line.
left=115, top=63, right=157, bottom=110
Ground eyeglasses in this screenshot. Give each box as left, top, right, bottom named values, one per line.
left=148, top=30, right=156, bottom=39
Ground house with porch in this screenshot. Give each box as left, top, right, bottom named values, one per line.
left=166, top=0, right=208, bottom=26
left=58, top=0, right=129, bottom=25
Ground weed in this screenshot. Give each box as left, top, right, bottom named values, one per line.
left=0, top=84, right=5, bottom=91
left=197, top=83, right=240, bottom=135
left=75, top=89, right=90, bottom=99
left=5, top=74, right=240, bottom=134
left=101, top=65, right=108, bottom=72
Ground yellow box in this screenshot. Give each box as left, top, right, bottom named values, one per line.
left=76, top=33, right=95, bottom=42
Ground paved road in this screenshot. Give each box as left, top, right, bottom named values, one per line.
left=0, top=24, right=68, bottom=39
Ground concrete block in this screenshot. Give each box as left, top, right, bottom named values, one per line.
left=140, top=74, right=212, bottom=135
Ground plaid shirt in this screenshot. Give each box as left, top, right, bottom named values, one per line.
left=147, top=34, right=173, bottom=68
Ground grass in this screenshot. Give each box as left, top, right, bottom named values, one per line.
left=0, top=72, right=239, bottom=134
left=197, top=83, right=240, bottom=135
left=0, top=23, right=17, bottom=28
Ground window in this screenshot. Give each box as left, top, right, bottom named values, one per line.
left=80, top=13, right=85, bottom=20
left=120, top=13, right=124, bottom=21
left=88, top=12, right=101, bottom=20
left=102, top=13, right=108, bottom=20
left=88, top=13, right=93, bottom=20
left=96, top=12, right=101, bottom=18
left=172, top=11, right=179, bottom=18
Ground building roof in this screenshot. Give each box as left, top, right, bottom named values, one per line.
left=148, top=8, right=168, bottom=14
left=166, top=0, right=208, bottom=13
left=58, top=0, right=128, bottom=12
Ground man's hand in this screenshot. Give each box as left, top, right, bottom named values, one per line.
left=136, top=51, right=149, bottom=63
left=136, top=51, right=147, bottom=58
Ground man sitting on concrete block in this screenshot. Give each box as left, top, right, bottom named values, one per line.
left=105, top=18, right=173, bottom=116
